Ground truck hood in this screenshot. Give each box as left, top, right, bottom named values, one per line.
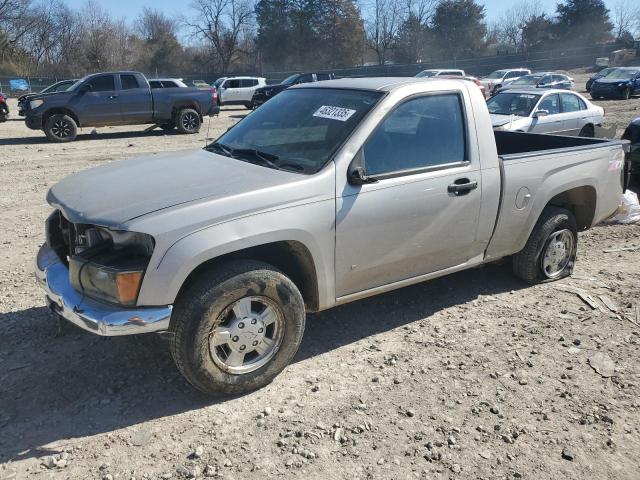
left=47, top=149, right=311, bottom=228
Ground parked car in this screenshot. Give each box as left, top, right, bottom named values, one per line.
left=23, top=71, right=219, bottom=142
left=148, top=78, right=188, bottom=89
left=589, top=67, right=640, bottom=100
left=35, top=77, right=626, bottom=395
left=622, top=117, right=640, bottom=182
left=192, top=80, right=210, bottom=89
left=440, top=75, right=487, bottom=99
left=481, top=68, right=531, bottom=95
left=218, top=77, right=266, bottom=109
left=18, top=79, right=77, bottom=116
left=488, top=89, right=603, bottom=137
left=415, top=69, right=465, bottom=78
left=0, top=92, right=8, bottom=122
left=494, top=73, right=574, bottom=94
left=585, top=67, right=616, bottom=92
left=251, top=72, right=335, bottom=108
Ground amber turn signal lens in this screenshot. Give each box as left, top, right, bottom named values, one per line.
left=115, top=271, right=144, bottom=305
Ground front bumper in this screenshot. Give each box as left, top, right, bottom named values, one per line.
left=591, top=85, right=627, bottom=98
left=35, top=243, right=172, bottom=336
left=25, top=114, right=42, bottom=130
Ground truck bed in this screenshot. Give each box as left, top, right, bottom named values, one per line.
left=495, top=130, right=622, bottom=158
left=485, top=131, right=629, bottom=262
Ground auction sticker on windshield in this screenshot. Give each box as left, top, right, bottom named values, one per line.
left=313, top=105, right=356, bottom=122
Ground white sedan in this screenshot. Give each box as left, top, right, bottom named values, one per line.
left=488, top=89, right=604, bottom=137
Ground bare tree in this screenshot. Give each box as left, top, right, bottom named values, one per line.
left=365, top=0, right=402, bottom=65
left=187, top=0, right=254, bottom=73
left=611, top=0, right=639, bottom=41
left=495, top=0, right=544, bottom=50
left=0, top=0, right=40, bottom=62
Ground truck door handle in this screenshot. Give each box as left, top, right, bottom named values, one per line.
left=448, top=179, right=478, bottom=195
left=109, top=95, right=118, bottom=99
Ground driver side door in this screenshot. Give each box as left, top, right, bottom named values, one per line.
left=335, top=93, right=484, bottom=298
left=530, top=94, right=561, bottom=134
left=72, top=74, right=121, bottom=126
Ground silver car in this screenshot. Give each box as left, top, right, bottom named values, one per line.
left=488, top=89, right=604, bottom=137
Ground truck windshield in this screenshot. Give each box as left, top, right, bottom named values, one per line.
left=207, top=88, right=383, bottom=174
left=67, top=76, right=90, bottom=91
left=487, top=92, right=541, bottom=117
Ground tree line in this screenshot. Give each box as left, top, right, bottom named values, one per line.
left=0, top=0, right=638, bottom=77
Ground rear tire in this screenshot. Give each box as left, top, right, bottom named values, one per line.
left=512, top=207, right=577, bottom=284
left=175, top=108, right=201, bottom=134
left=169, top=260, right=306, bottom=396
left=578, top=124, right=594, bottom=137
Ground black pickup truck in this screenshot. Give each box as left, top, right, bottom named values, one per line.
left=23, top=71, right=219, bottom=142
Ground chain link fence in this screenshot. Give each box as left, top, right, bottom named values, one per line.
left=1, top=42, right=632, bottom=96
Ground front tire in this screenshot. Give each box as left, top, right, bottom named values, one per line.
left=44, top=113, right=77, bottom=142
left=175, top=108, right=201, bottom=134
left=512, top=207, right=577, bottom=284
left=169, top=260, right=306, bottom=396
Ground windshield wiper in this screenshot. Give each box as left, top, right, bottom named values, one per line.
left=231, top=148, right=281, bottom=170
left=206, top=142, right=235, bottom=157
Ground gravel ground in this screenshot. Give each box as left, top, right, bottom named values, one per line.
left=1, top=73, right=639, bottom=480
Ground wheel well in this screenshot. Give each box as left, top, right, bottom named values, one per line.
left=43, top=108, right=80, bottom=127
left=547, top=186, right=597, bottom=230
left=172, top=103, right=201, bottom=119
left=177, top=241, right=320, bottom=312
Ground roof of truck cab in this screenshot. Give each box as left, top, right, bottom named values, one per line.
left=292, top=77, right=469, bottom=92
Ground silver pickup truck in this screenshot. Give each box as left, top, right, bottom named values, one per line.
left=35, top=78, right=629, bottom=395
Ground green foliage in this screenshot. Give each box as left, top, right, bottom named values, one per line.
left=256, top=0, right=363, bottom=70
left=432, top=0, right=487, bottom=58
left=554, top=0, right=613, bottom=45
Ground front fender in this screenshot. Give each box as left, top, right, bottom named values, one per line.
left=136, top=199, right=336, bottom=310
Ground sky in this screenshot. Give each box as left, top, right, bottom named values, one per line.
left=64, top=0, right=619, bottom=24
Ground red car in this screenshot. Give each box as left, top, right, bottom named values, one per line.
left=0, top=92, right=9, bottom=122
left=440, top=75, right=488, bottom=99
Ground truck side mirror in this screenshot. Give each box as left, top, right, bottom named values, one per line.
left=533, top=109, right=549, bottom=118
left=348, top=166, right=378, bottom=186
left=79, top=84, right=91, bottom=94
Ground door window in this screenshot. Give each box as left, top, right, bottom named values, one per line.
left=162, top=81, right=179, bottom=88
left=87, top=75, right=115, bottom=92
left=363, top=94, right=466, bottom=176
left=537, top=94, right=560, bottom=114
left=539, top=75, right=552, bottom=86
left=560, top=93, right=582, bottom=113
left=240, top=79, right=258, bottom=87
left=223, top=79, right=240, bottom=89
left=297, top=74, right=314, bottom=84
left=120, top=74, right=139, bottom=90
left=149, top=80, right=163, bottom=89
left=316, top=73, right=332, bottom=80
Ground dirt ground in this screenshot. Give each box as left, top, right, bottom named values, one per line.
left=1, top=72, right=639, bottom=480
